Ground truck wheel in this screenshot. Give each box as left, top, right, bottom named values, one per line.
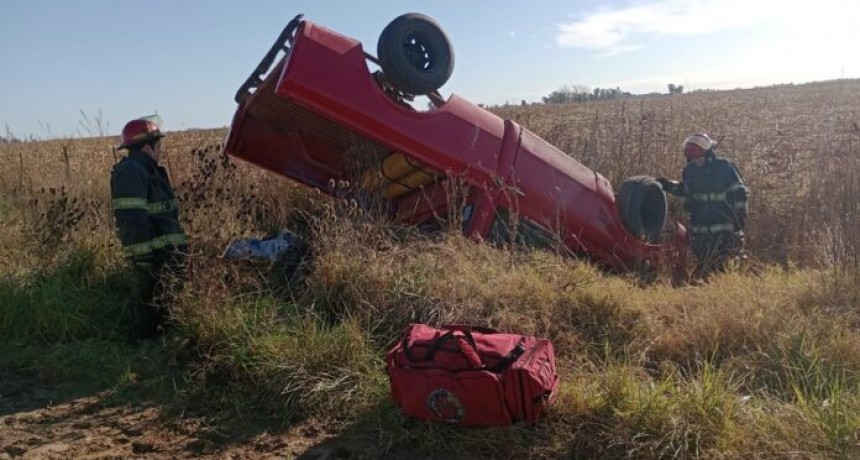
left=617, top=176, right=667, bottom=244
left=377, top=13, right=454, bottom=95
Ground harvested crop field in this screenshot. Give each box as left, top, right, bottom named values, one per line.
left=2, top=80, right=859, bottom=459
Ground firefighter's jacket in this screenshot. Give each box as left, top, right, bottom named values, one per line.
left=110, top=150, right=188, bottom=262
left=665, top=154, right=749, bottom=236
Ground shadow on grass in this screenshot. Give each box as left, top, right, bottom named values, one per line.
left=293, top=399, right=557, bottom=460
left=0, top=247, right=586, bottom=458
left=0, top=339, right=163, bottom=415
left=0, top=249, right=293, bottom=454
left=0, top=249, right=132, bottom=343
left=1, top=248, right=140, bottom=414
left=0, top=337, right=297, bottom=457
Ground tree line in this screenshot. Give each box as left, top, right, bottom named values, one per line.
left=541, top=83, right=684, bottom=105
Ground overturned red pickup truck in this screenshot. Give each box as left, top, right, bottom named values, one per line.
left=224, top=13, right=686, bottom=272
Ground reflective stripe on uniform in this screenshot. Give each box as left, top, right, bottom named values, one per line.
left=726, top=182, right=748, bottom=194
left=112, top=198, right=179, bottom=215
left=151, top=233, right=188, bottom=249
left=112, top=197, right=148, bottom=210
left=690, top=222, right=735, bottom=234
left=691, top=192, right=726, bottom=202
left=146, top=199, right=179, bottom=215
left=691, top=182, right=748, bottom=203
left=122, top=241, right=154, bottom=257
left=122, top=232, right=188, bottom=258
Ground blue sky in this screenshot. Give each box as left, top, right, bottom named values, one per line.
left=1, top=0, right=858, bottom=138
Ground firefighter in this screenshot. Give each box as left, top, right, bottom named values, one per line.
left=657, top=133, right=749, bottom=278
left=111, top=116, right=188, bottom=339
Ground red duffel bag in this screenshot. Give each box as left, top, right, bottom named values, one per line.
left=386, top=324, right=559, bottom=426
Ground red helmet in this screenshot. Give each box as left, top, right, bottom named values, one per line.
left=682, top=132, right=715, bottom=160
left=118, top=116, right=164, bottom=150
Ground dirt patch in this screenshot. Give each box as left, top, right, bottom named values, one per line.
left=0, top=387, right=347, bottom=459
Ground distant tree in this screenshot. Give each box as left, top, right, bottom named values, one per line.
left=593, top=87, right=630, bottom=100
left=521, top=99, right=527, bottom=106
left=3, top=123, right=16, bottom=143
left=542, top=86, right=570, bottom=104
left=542, top=85, right=591, bottom=104
left=668, top=83, right=684, bottom=95
left=542, top=85, right=630, bottom=104
left=541, top=86, right=632, bottom=104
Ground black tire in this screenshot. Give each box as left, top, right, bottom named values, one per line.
left=617, top=176, right=667, bottom=244
left=377, top=13, right=454, bottom=95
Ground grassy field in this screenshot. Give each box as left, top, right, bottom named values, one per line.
left=1, top=80, right=859, bottom=458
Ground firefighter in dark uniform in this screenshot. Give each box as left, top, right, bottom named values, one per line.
left=111, top=116, right=188, bottom=339
left=657, top=133, right=749, bottom=278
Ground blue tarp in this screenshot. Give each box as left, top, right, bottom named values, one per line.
left=222, top=230, right=301, bottom=262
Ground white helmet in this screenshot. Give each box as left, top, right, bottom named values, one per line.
left=682, top=133, right=715, bottom=159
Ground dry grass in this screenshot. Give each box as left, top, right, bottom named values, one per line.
left=1, top=80, right=859, bottom=458
left=496, top=79, right=860, bottom=267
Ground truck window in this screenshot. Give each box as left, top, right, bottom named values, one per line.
left=461, top=204, right=474, bottom=233
left=487, top=207, right=560, bottom=252
left=517, top=216, right=561, bottom=252
left=487, top=207, right=514, bottom=246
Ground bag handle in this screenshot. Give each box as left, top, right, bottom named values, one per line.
left=440, top=324, right=528, bottom=373
left=402, top=328, right=484, bottom=369
left=441, top=324, right=499, bottom=335
left=488, top=338, right=526, bottom=373
left=442, top=325, right=528, bottom=373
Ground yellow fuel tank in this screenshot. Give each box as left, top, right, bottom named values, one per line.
left=361, top=153, right=441, bottom=199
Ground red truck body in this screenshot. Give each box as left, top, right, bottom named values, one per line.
left=225, top=17, right=685, bottom=271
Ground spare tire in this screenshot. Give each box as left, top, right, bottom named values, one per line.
left=617, top=176, right=667, bottom=244
left=377, top=13, right=454, bottom=95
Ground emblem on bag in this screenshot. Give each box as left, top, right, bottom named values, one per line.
left=426, top=389, right=465, bottom=423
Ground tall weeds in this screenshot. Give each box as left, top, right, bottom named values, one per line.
left=2, top=83, right=860, bottom=458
